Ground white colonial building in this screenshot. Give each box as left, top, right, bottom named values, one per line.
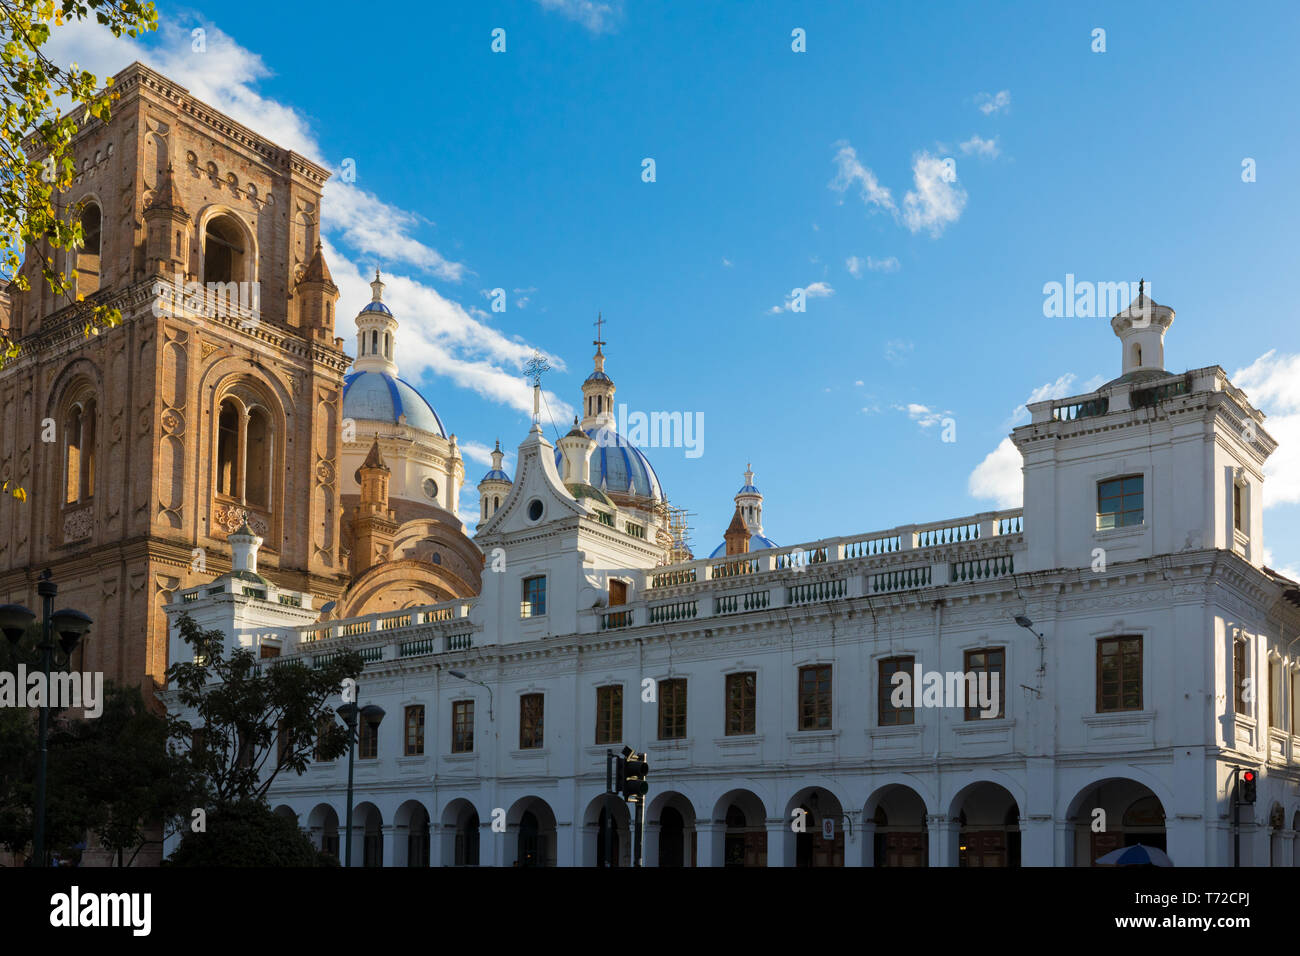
left=164, top=291, right=1300, bottom=866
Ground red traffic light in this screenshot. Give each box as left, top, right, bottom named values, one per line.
left=1243, top=771, right=1255, bottom=782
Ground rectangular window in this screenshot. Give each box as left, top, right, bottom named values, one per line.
left=725, top=672, right=756, bottom=736
left=1292, top=670, right=1300, bottom=736
left=452, top=700, right=474, bottom=754
left=521, top=576, right=546, bottom=618
left=405, top=705, right=425, bottom=756
left=1233, top=483, right=1244, bottom=532
left=1269, top=659, right=1281, bottom=729
left=1233, top=636, right=1249, bottom=715
left=964, top=648, right=1006, bottom=720
left=1097, top=475, right=1144, bottom=530
left=595, top=685, right=623, bottom=745
left=313, top=717, right=332, bottom=762
left=609, top=579, right=628, bottom=606
left=878, top=657, right=915, bottom=726
left=1097, top=636, right=1143, bottom=713
left=520, top=693, right=544, bottom=749
left=276, top=720, right=288, bottom=768
left=658, top=678, right=687, bottom=740
left=359, top=713, right=380, bottom=759
left=798, top=665, right=833, bottom=731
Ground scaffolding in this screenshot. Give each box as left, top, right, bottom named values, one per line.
left=659, top=501, right=696, bottom=565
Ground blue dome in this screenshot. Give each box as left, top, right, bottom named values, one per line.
left=555, top=425, right=662, bottom=501
left=737, top=483, right=760, bottom=494
left=584, top=370, right=612, bottom=384
left=708, top=532, right=779, bottom=560
left=480, top=468, right=510, bottom=483
left=359, top=301, right=392, bottom=316
left=343, top=371, right=446, bottom=437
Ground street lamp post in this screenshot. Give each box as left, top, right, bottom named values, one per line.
left=336, top=699, right=384, bottom=867
left=0, top=569, right=93, bottom=867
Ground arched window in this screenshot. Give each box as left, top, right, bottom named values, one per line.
left=75, top=203, right=102, bottom=299
left=1133, top=343, right=1143, bottom=367
left=217, top=401, right=240, bottom=497
left=215, top=393, right=275, bottom=511
left=62, top=397, right=96, bottom=505
left=371, top=330, right=378, bottom=355
left=245, top=408, right=271, bottom=508
left=493, top=495, right=500, bottom=512
left=384, top=332, right=390, bottom=358
left=203, top=214, right=247, bottom=285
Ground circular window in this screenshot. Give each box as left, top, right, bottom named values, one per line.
left=423, top=477, right=439, bottom=499
left=528, top=499, right=544, bottom=521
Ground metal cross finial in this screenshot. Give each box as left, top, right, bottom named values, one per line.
left=593, top=312, right=606, bottom=350
left=524, top=351, right=550, bottom=388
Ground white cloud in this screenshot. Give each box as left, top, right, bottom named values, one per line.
left=722, top=257, right=733, bottom=268
left=847, top=254, right=900, bottom=277
left=976, top=90, right=1011, bottom=115
left=43, top=14, right=570, bottom=422
left=854, top=379, right=864, bottom=387
left=959, top=135, right=1000, bottom=158
left=902, top=152, right=967, bottom=237
left=460, top=440, right=515, bottom=473
left=1233, top=350, right=1300, bottom=507
left=829, top=141, right=895, bottom=212
left=968, top=437, right=1023, bottom=508
left=767, top=281, right=834, bottom=314
left=1002, top=373, right=1077, bottom=430
left=534, top=0, right=624, bottom=33
left=893, top=402, right=951, bottom=429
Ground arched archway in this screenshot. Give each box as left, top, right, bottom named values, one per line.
left=950, top=782, right=1020, bottom=867
left=307, top=804, right=340, bottom=861
left=865, top=784, right=930, bottom=866
left=784, top=786, right=845, bottom=867
left=395, top=800, right=431, bottom=867
left=440, top=798, right=482, bottom=866
left=648, top=791, right=697, bottom=867
left=1064, top=778, right=1166, bottom=866
left=353, top=802, right=384, bottom=867
left=506, top=797, right=557, bottom=867
left=583, top=793, right=630, bottom=867
left=75, top=200, right=102, bottom=298
left=712, top=789, right=767, bottom=867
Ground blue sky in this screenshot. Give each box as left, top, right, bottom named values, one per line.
left=51, top=1, right=1300, bottom=571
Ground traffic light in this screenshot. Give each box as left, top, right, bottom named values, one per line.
left=620, top=751, right=649, bottom=802
left=1240, top=769, right=1257, bottom=804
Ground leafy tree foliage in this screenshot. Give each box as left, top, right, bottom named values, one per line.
left=1, top=0, right=158, bottom=372
left=166, top=799, right=336, bottom=867
left=166, top=613, right=363, bottom=809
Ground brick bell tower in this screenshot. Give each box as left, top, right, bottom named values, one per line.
left=0, top=62, right=351, bottom=704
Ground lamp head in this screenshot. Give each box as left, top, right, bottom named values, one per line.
left=50, top=608, right=92, bottom=655
left=0, top=604, right=36, bottom=645
left=360, top=704, right=385, bottom=722
left=1014, top=615, right=1034, bottom=630
left=336, top=702, right=358, bottom=724
left=449, top=669, right=467, bottom=680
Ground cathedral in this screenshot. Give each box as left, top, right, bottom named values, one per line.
left=5, top=62, right=1300, bottom=869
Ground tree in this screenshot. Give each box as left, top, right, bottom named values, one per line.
left=0, top=0, right=159, bottom=369
left=166, top=800, right=337, bottom=867
left=0, top=680, right=202, bottom=865
left=166, top=613, right=364, bottom=810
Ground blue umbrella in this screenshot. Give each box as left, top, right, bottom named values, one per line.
left=1095, top=844, right=1173, bottom=866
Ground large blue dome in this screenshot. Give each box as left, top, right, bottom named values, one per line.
left=343, top=371, right=446, bottom=437
left=556, top=425, right=662, bottom=501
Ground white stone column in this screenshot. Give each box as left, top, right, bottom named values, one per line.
left=390, top=823, right=410, bottom=867
left=644, top=821, right=661, bottom=868
left=695, top=822, right=722, bottom=867
left=380, top=824, right=397, bottom=868
left=928, top=815, right=958, bottom=867
left=861, top=821, right=877, bottom=867
left=1021, top=815, right=1055, bottom=866
left=765, top=819, right=790, bottom=867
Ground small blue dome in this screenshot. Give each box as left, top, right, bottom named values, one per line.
left=737, top=483, right=760, bottom=494
left=584, top=370, right=613, bottom=384
left=480, top=468, right=511, bottom=484
left=555, top=425, right=662, bottom=500
left=708, top=533, right=779, bottom=560
left=359, top=301, right=392, bottom=316
left=343, top=371, right=446, bottom=437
